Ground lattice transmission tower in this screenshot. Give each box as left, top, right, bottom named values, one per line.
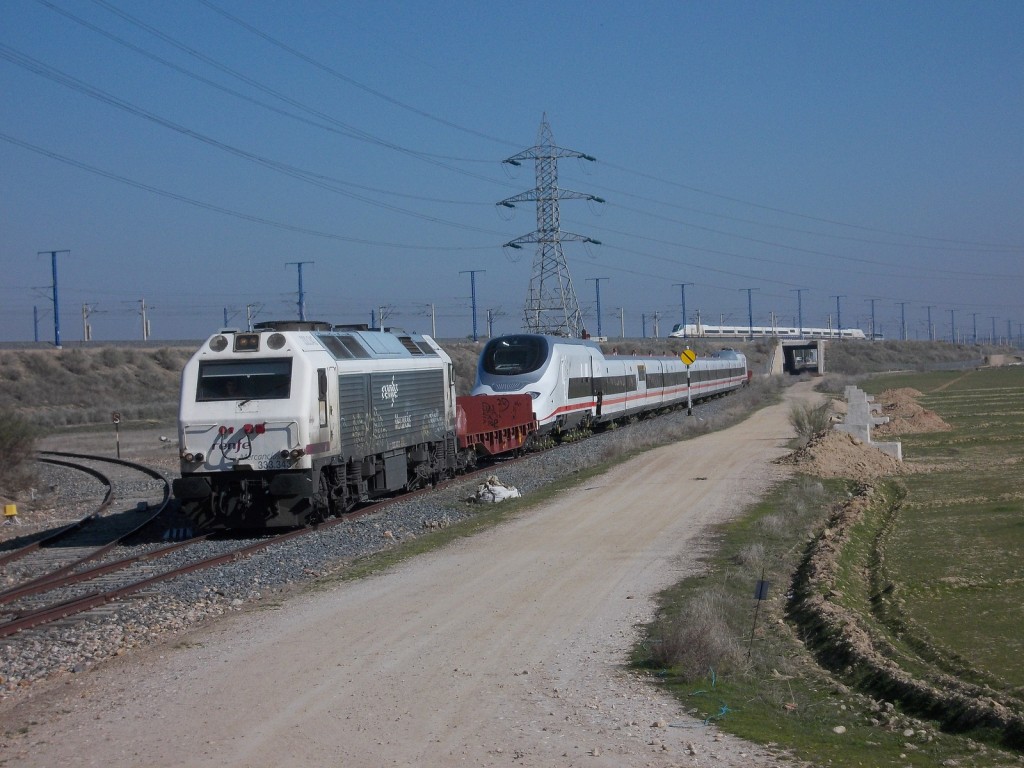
left=498, top=115, right=603, bottom=337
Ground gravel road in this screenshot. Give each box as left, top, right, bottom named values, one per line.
left=2, top=383, right=817, bottom=767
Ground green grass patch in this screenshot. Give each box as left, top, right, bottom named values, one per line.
left=865, top=369, right=1024, bottom=695
left=637, top=365, right=1024, bottom=764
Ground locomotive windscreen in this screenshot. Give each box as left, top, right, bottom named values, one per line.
left=196, top=359, right=293, bottom=401
left=481, top=335, right=549, bottom=376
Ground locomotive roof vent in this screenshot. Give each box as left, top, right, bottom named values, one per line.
left=253, top=320, right=333, bottom=332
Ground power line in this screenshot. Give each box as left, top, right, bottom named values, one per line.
left=0, top=44, right=508, bottom=234
left=561, top=176, right=1023, bottom=254
left=0, top=132, right=494, bottom=251
left=195, top=0, right=519, bottom=149
left=40, top=0, right=511, bottom=178
left=600, top=159, right=1022, bottom=249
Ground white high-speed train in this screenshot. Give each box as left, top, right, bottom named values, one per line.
left=669, top=323, right=867, bottom=340
left=471, top=334, right=749, bottom=432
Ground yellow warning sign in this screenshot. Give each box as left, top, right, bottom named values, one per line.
left=680, top=349, right=697, bottom=366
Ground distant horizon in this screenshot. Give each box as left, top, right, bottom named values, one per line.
left=3, top=2, right=1020, bottom=344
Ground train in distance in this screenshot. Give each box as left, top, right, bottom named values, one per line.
left=669, top=323, right=869, bottom=340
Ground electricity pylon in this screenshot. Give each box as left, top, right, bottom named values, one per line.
left=498, top=115, right=603, bottom=337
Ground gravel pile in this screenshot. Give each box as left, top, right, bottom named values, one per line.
left=1, top=398, right=741, bottom=699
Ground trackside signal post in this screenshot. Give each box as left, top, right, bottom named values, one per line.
left=112, top=411, right=121, bottom=459
left=680, top=348, right=697, bottom=415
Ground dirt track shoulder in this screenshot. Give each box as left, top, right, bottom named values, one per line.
left=1, top=384, right=819, bottom=768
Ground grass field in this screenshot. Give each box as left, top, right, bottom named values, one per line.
left=637, top=365, right=1024, bottom=767
left=863, top=368, right=1024, bottom=697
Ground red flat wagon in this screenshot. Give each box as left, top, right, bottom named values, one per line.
left=456, top=395, right=538, bottom=457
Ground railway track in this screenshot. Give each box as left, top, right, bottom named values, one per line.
left=0, top=397, right=726, bottom=645
left=0, top=391, right=749, bottom=696
left=0, top=452, right=507, bottom=640
left=0, top=452, right=173, bottom=633
left=0, top=451, right=170, bottom=570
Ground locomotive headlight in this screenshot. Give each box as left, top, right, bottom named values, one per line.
left=279, top=449, right=290, bottom=459
left=209, top=335, right=228, bottom=352
left=182, top=451, right=195, bottom=462
left=267, top=333, right=286, bottom=350
left=289, top=448, right=305, bottom=459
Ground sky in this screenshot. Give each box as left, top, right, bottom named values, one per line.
left=2, top=0, right=1022, bottom=344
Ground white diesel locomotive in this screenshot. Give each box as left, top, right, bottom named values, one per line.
left=471, top=334, right=748, bottom=432
left=173, top=322, right=461, bottom=529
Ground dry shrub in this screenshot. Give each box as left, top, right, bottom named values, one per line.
left=794, top=477, right=826, bottom=502
left=153, top=347, right=186, bottom=372
left=735, top=542, right=765, bottom=570
left=440, top=342, right=483, bottom=396
left=21, top=351, right=61, bottom=378
left=1, top=356, right=23, bottom=381
left=0, top=407, right=38, bottom=493
left=59, top=348, right=92, bottom=375
left=648, top=588, right=743, bottom=680
left=789, top=401, right=832, bottom=447
left=756, top=513, right=788, bottom=536
left=815, top=373, right=862, bottom=395
left=99, top=347, right=126, bottom=368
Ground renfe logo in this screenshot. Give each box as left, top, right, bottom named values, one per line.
left=381, top=376, right=399, bottom=406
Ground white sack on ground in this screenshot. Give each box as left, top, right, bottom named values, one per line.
left=474, top=475, right=521, bottom=503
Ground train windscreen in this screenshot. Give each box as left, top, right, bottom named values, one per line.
left=196, top=359, right=293, bottom=401
left=481, top=336, right=549, bottom=376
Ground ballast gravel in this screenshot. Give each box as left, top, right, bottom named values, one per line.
left=1, top=400, right=736, bottom=699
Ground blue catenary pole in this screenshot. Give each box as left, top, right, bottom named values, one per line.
left=460, top=270, right=485, bottom=341
left=287, top=261, right=314, bottom=322
left=674, top=282, right=692, bottom=337
left=588, top=277, right=608, bottom=337
left=39, top=250, right=69, bottom=349
left=793, top=289, right=806, bottom=338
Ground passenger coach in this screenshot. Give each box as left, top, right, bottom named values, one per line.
left=472, top=334, right=747, bottom=432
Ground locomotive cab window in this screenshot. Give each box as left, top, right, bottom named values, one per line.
left=196, top=359, right=293, bottom=401
left=481, top=335, right=549, bottom=376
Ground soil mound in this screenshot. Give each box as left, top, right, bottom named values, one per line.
left=777, top=430, right=904, bottom=480
left=873, top=388, right=951, bottom=436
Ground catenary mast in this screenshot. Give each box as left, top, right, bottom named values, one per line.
left=498, top=115, right=603, bottom=337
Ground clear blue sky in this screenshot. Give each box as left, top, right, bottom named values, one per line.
left=2, top=0, right=1021, bottom=343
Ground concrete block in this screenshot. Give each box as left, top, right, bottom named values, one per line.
left=833, top=386, right=902, bottom=461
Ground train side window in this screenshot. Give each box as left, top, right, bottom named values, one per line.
left=317, top=368, right=328, bottom=427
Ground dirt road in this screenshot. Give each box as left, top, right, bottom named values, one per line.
left=3, top=384, right=816, bottom=767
